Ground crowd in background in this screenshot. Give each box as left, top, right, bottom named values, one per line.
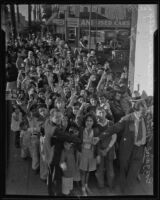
left=6, top=32, right=153, bottom=196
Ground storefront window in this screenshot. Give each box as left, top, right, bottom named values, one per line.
left=83, top=7, right=88, bottom=12
left=101, top=8, right=105, bottom=15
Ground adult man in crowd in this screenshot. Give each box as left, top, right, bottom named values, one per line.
left=100, top=100, right=147, bottom=194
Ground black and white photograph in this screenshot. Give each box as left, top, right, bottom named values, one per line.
left=1, top=4, right=157, bottom=197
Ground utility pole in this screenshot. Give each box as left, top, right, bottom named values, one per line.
left=65, top=7, right=69, bottom=41
left=39, top=5, right=42, bottom=22
left=77, top=5, right=80, bottom=47
left=33, top=5, right=36, bottom=22
left=16, top=4, right=20, bottom=35
left=96, top=7, right=98, bottom=45
left=10, top=4, right=17, bottom=40
left=37, top=5, right=39, bottom=21
left=89, top=4, right=92, bottom=50
left=28, top=4, right=32, bottom=27
left=16, top=5, right=20, bottom=23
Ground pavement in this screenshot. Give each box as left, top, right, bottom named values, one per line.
left=6, top=101, right=153, bottom=196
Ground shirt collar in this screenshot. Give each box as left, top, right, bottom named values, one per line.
left=134, top=112, right=143, bottom=121
left=98, top=119, right=108, bottom=127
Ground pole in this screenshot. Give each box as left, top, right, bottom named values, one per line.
left=39, top=5, right=42, bottom=22
left=28, top=4, right=31, bottom=27
left=10, top=4, right=17, bottom=40
left=37, top=5, right=39, bottom=21
left=16, top=5, right=20, bottom=23
left=89, top=4, right=92, bottom=50
left=77, top=5, right=80, bottom=47
left=96, top=7, right=98, bottom=45
left=16, top=5, right=20, bottom=34
left=65, top=8, right=68, bottom=41
left=33, top=5, right=36, bottom=22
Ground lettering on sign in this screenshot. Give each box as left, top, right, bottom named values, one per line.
left=67, top=18, right=79, bottom=27
left=53, top=19, right=64, bottom=26
left=80, top=19, right=131, bottom=27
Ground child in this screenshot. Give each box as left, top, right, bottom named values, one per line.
left=38, top=104, right=49, bottom=182
left=76, top=112, right=100, bottom=196
left=60, top=141, right=76, bottom=196
left=11, top=105, right=22, bottom=148
left=60, top=132, right=81, bottom=196
left=44, top=108, right=66, bottom=196
left=19, top=120, right=31, bottom=159
left=27, top=104, right=41, bottom=173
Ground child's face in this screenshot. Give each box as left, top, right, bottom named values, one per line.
left=39, top=92, right=45, bottom=100
left=56, top=101, right=65, bottom=110
left=99, top=96, right=106, bottom=104
left=90, top=98, right=97, bottom=106
left=85, top=116, right=94, bottom=129
left=63, top=87, right=70, bottom=96
left=64, top=142, right=72, bottom=150
left=15, top=108, right=20, bottom=114
left=29, top=95, right=34, bottom=101
left=72, top=106, right=79, bottom=115
left=78, top=97, right=84, bottom=104
left=51, top=112, right=62, bottom=125
left=115, top=92, right=121, bottom=101
left=80, top=90, right=87, bottom=97
left=23, top=124, right=28, bottom=130
left=39, top=108, right=47, bottom=117
left=88, top=87, right=94, bottom=93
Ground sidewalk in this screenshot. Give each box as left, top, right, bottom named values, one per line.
left=6, top=102, right=153, bottom=196
left=6, top=131, right=153, bottom=196
left=6, top=128, right=48, bottom=195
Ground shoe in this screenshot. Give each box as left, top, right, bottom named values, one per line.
left=33, top=167, right=40, bottom=175
left=85, top=185, right=92, bottom=195
left=82, top=188, right=87, bottom=196
left=137, top=174, right=141, bottom=182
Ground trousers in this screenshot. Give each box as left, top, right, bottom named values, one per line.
left=95, top=155, right=114, bottom=188
left=119, top=145, right=144, bottom=194
left=30, top=135, right=40, bottom=170
left=40, top=136, right=48, bottom=180
left=47, top=163, right=62, bottom=196
left=14, top=131, right=20, bottom=147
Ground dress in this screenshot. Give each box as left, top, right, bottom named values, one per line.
left=60, top=147, right=78, bottom=194
left=20, top=129, right=32, bottom=158
left=79, top=129, right=97, bottom=172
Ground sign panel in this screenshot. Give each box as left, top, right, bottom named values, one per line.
left=80, top=19, right=131, bottom=28
left=53, top=19, right=64, bottom=26
left=67, top=18, right=79, bottom=27
left=52, top=18, right=131, bottom=28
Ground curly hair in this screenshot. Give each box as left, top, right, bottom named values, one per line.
left=82, top=112, right=97, bottom=128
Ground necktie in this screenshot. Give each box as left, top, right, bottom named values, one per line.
left=136, top=118, right=143, bottom=142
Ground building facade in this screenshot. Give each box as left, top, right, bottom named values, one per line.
left=46, top=4, right=132, bottom=77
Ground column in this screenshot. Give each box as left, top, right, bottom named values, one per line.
left=133, top=4, right=157, bottom=96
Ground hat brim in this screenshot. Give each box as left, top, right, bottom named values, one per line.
left=129, top=98, right=143, bottom=102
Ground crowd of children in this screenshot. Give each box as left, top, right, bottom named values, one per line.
left=7, top=32, right=153, bottom=196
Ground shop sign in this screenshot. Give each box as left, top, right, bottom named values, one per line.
left=67, top=18, right=79, bottom=27
left=53, top=19, right=64, bottom=26
left=80, top=19, right=131, bottom=27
